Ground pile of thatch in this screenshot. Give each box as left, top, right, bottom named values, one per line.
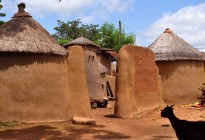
left=149, top=28, right=203, bottom=61
left=0, top=3, right=67, bottom=56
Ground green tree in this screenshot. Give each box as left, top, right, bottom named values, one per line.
left=53, top=20, right=136, bottom=51
left=99, top=22, right=135, bottom=51
left=53, top=19, right=81, bottom=44
left=81, top=24, right=100, bottom=44
left=53, top=19, right=100, bottom=45
left=0, top=0, right=6, bottom=26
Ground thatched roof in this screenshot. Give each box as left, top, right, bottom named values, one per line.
left=64, top=36, right=101, bottom=49
left=97, top=48, right=118, bottom=60
left=0, top=3, right=67, bottom=55
left=98, top=62, right=108, bottom=74
left=149, top=28, right=203, bottom=61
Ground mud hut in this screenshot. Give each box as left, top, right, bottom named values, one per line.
left=149, top=28, right=205, bottom=104
left=0, top=3, right=91, bottom=122
left=98, top=62, right=115, bottom=99
left=97, top=49, right=117, bottom=100
left=96, top=48, right=117, bottom=100
left=97, top=48, right=118, bottom=75
left=64, top=36, right=107, bottom=106
left=98, top=62, right=108, bottom=76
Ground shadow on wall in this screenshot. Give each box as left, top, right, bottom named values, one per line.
left=204, top=61, right=205, bottom=72
left=0, top=124, right=130, bottom=140
left=0, top=53, right=66, bottom=71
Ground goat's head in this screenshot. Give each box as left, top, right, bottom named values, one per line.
left=161, top=104, right=175, bottom=118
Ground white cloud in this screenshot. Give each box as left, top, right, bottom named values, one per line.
left=143, top=3, right=205, bottom=51
left=75, top=0, right=135, bottom=23
left=3, top=0, right=134, bottom=21
left=97, top=0, right=134, bottom=13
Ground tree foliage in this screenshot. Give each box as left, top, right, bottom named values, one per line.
left=53, top=19, right=100, bottom=45
left=53, top=19, right=135, bottom=51
left=98, top=22, right=135, bottom=51
left=0, top=0, right=5, bottom=26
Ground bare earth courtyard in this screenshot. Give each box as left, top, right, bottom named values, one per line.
left=0, top=101, right=204, bottom=140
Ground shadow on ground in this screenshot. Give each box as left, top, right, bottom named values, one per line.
left=0, top=124, right=130, bottom=140
left=104, top=114, right=121, bottom=118
left=145, top=135, right=175, bottom=140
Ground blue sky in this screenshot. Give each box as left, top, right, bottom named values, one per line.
left=2, top=0, right=205, bottom=51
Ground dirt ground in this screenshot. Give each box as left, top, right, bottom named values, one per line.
left=0, top=101, right=204, bottom=140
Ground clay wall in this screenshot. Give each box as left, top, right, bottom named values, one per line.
left=157, top=61, right=205, bottom=104
left=0, top=53, right=72, bottom=122
left=101, top=75, right=116, bottom=99
left=67, top=46, right=92, bottom=118
left=0, top=50, right=92, bottom=122
left=114, top=45, right=163, bottom=118
left=84, top=49, right=105, bottom=102
left=97, top=53, right=112, bottom=75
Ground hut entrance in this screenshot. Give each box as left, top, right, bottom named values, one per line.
left=106, top=81, right=115, bottom=100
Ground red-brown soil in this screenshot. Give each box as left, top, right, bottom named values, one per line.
left=0, top=101, right=204, bottom=140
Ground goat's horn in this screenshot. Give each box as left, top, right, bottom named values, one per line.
left=170, top=104, right=175, bottom=108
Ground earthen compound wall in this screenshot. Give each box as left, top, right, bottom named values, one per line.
left=114, top=45, right=163, bottom=118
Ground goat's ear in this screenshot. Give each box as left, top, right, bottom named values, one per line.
left=170, top=104, right=175, bottom=108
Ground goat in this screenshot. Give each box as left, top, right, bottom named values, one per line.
left=161, top=105, right=205, bottom=140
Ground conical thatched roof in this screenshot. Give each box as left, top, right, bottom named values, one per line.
left=0, top=3, right=67, bottom=55
left=149, top=28, right=203, bottom=61
left=64, top=36, right=101, bottom=49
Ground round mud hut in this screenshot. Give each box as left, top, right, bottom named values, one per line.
left=64, top=36, right=107, bottom=107
left=149, top=28, right=205, bottom=104
left=0, top=3, right=73, bottom=122
left=96, top=48, right=118, bottom=75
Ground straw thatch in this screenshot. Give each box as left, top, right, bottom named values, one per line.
left=64, top=36, right=101, bottom=49
left=98, top=62, right=108, bottom=74
left=149, top=28, right=203, bottom=61
left=0, top=3, right=67, bottom=55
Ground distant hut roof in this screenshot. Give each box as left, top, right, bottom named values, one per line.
left=98, top=62, right=108, bottom=74
left=64, top=36, right=101, bottom=49
left=97, top=48, right=118, bottom=60
left=0, top=3, right=67, bottom=55
left=149, top=28, right=203, bottom=61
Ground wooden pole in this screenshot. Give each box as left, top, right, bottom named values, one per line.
left=119, top=20, right=122, bottom=49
